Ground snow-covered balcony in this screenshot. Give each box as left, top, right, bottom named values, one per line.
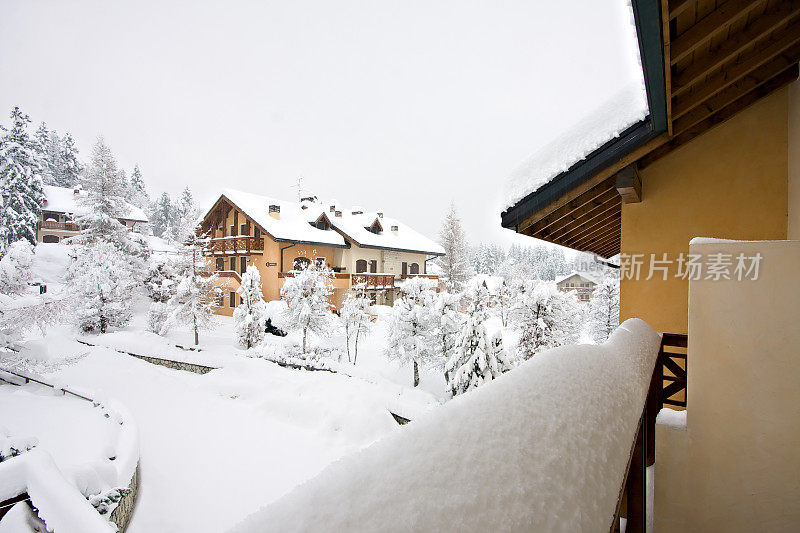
left=230, top=319, right=663, bottom=532
left=279, top=271, right=397, bottom=290
left=38, top=220, right=81, bottom=232
left=205, top=236, right=265, bottom=255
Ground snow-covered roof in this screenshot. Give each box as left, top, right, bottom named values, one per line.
left=229, top=319, right=662, bottom=532
left=503, top=81, right=648, bottom=210
left=555, top=270, right=603, bottom=285
left=42, top=186, right=148, bottom=222
left=212, top=189, right=444, bottom=255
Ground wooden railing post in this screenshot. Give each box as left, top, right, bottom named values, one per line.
left=625, top=414, right=647, bottom=533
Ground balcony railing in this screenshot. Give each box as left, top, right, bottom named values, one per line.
left=279, top=271, right=396, bottom=289
left=400, top=273, right=438, bottom=280
left=204, top=236, right=265, bottom=254
left=39, top=220, right=81, bottom=232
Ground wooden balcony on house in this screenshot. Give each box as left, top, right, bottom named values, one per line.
left=38, top=220, right=81, bottom=232
left=204, top=236, right=265, bottom=255
left=279, top=271, right=396, bottom=290
left=400, top=273, right=438, bottom=280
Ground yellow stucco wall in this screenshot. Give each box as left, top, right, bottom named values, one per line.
left=654, top=239, right=800, bottom=532
left=788, top=78, right=800, bottom=239
left=620, top=88, right=790, bottom=334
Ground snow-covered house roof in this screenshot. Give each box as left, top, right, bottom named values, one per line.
left=555, top=270, right=602, bottom=285
left=208, top=189, right=444, bottom=255
left=42, top=186, right=148, bottom=222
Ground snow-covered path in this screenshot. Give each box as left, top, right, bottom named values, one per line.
left=45, top=345, right=403, bottom=533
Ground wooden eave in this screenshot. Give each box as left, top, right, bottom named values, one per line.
left=501, top=0, right=800, bottom=258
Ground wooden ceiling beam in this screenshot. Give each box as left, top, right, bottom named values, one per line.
left=672, top=0, right=800, bottom=96
left=563, top=215, right=621, bottom=249
left=673, top=17, right=800, bottom=118
left=668, top=0, right=697, bottom=21
left=556, top=204, right=622, bottom=245
left=671, top=0, right=765, bottom=65
left=521, top=180, right=614, bottom=236
left=546, top=196, right=620, bottom=241
left=594, top=240, right=621, bottom=259
left=538, top=187, right=619, bottom=239
left=673, top=48, right=800, bottom=135
left=642, top=63, right=799, bottom=167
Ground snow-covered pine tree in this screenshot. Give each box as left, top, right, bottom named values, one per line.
left=128, top=164, right=149, bottom=209
left=588, top=277, right=620, bottom=343
left=511, top=280, right=581, bottom=360
left=0, top=107, right=45, bottom=252
left=433, top=291, right=464, bottom=382
left=149, top=192, right=174, bottom=238
left=0, top=240, right=34, bottom=295
left=162, top=232, right=217, bottom=345
left=385, top=277, right=437, bottom=387
left=340, top=282, right=373, bottom=364
left=66, top=240, right=138, bottom=333
left=279, top=262, right=334, bottom=354
left=434, top=202, right=472, bottom=292
left=172, top=187, right=199, bottom=242
left=234, top=265, right=270, bottom=349
left=59, top=133, right=82, bottom=187
left=447, top=313, right=511, bottom=396
left=495, top=278, right=515, bottom=327
left=34, top=123, right=61, bottom=186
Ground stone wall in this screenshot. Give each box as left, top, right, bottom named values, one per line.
left=128, top=353, right=216, bottom=374
left=110, top=465, right=139, bottom=531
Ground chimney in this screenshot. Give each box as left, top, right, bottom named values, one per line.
left=376, top=209, right=384, bottom=218
left=351, top=206, right=363, bottom=215
left=391, top=225, right=399, bottom=235
left=334, top=210, right=342, bottom=218
left=269, top=204, right=280, bottom=219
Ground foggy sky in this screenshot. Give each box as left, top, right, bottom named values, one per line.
left=0, top=0, right=644, bottom=249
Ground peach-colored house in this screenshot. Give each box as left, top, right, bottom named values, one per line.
left=199, top=189, right=444, bottom=314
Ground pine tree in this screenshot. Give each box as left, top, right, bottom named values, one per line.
left=66, top=240, right=138, bottom=333
left=588, top=277, right=620, bottom=343
left=149, top=192, right=174, bottom=238
left=172, top=187, right=198, bottom=242
left=59, top=133, right=82, bottom=187
left=128, top=164, right=149, bottom=208
left=234, top=265, right=269, bottom=349
left=433, top=291, right=464, bottom=382
left=385, top=277, right=438, bottom=387
left=162, top=232, right=217, bottom=345
left=34, top=122, right=60, bottom=186
left=341, top=282, right=373, bottom=364
left=279, top=262, right=334, bottom=354
left=0, top=107, right=45, bottom=252
left=447, top=317, right=510, bottom=396
left=512, top=280, right=581, bottom=360
left=434, top=202, right=472, bottom=292
left=0, top=240, right=34, bottom=295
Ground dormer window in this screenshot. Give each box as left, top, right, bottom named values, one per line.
left=311, top=214, right=331, bottom=231
left=366, top=219, right=383, bottom=235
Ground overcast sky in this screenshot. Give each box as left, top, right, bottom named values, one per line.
left=0, top=0, right=643, bottom=248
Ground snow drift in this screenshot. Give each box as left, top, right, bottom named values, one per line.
left=229, top=318, right=661, bottom=532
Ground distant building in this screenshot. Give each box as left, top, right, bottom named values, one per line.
left=555, top=271, right=599, bottom=302
left=37, top=185, right=148, bottom=243
left=199, top=189, right=444, bottom=313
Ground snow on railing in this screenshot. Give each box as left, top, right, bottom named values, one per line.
left=228, top=318, right=661, bottom=532
left=0, top=449, right=115, bottom=533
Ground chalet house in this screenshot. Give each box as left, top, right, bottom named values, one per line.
left=554, top=271, right=599, bottom=302
left=199, top=189, right=444, bottom=314
left=37, top=185, right=148, bottom=243
left=501, top=0, right=800, bottom=531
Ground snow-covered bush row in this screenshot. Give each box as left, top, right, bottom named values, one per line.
left=229, top=319, right=661, bottom=533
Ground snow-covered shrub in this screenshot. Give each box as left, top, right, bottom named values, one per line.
left=66, top=241, right=137, bottom=333
left=87, top=487, right=131, bottom=515
left=588, top=277, right=620, bottom=343
left=511, top=280, right=581, bottom=360
left=0, top=430, right=38, bottom=462
left=280, top=262, right=334, bottom=354
left=234, top=265, right=269, bottom=349
left=148, top=301, right=172, bottom=335
left=433, top=291, right=464, bottom=381
left=162, top=233, right=217, bottom=345
left=341, top=282, right=372, bottom=364
left=144, top=259, right=179, bottom=303
left=385, top=277, right=438, bottom=387
left=0, top=239, right=34, bottom=295
left=448, top=318, right=511, bottom=396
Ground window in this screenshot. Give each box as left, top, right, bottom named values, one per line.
left=240, top=256, right=247, bottom=274
left=229, top=291, right=236, bottom=307
left=230, top=224, right=236, bottom=236
left=42, top=235, right=59, bottom=243
left=240, top=223, right=247, bottom=235
left=401, top=262, right=408, bottom=277
left=356, top=259, right=367, bottom=273
left=254, top=227, right=261, bottom=239
left=314, top=218, right=330, bottom=230
left=215, top=292, right=224, bottom=307
left=410, top=263, right=419, bottom=275
left=216, top=258, right=225, bottom=271
left=315, top=257, right=326, bottom=268
left=229, top=256, right=236, bottom=271
left=293, top=257, right=310, bottom=270
left=369, top=260, right=377, bottom=273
